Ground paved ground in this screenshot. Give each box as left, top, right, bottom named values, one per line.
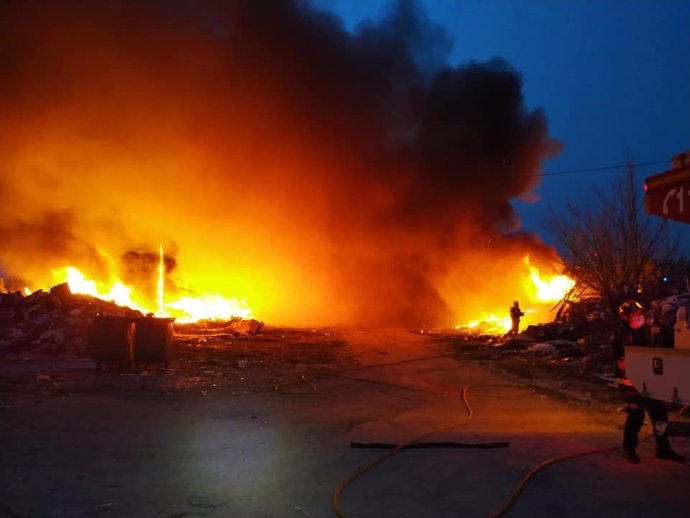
left=1, top=328, right=689, bottom=517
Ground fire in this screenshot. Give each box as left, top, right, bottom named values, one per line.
left=46, top=245, right=253, bottom=323
left=54, top=266, right=149, bottom=314
left=457, top=314, right=513, bottom=334
left=524, top=256, right=575, bottom=302
left=456, top=255, right=575, bottom=335
left=166, top=294, right=253, bottom=323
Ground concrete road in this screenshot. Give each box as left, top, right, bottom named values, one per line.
left=2, top=329, right=689, bottom=517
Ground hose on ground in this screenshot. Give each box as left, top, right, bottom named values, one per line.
left=276, top=352, right=685, bottom=518
left=489, top=403, right=688, bottom=518
left=331, top=385, right=474, bottom=518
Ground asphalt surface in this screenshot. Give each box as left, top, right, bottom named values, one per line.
left=1, top=328, right=689, bottom=518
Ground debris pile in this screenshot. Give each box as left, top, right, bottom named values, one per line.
left=500, top=319, right=613, bottom=375
left=0, top=283, right=142, bottom=356
left=0, top=283, right=265, bottom=357
left=447, top=310, right=615, bottom=380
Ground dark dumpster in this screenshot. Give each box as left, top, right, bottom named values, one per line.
left=91, top=316, right=136, bottom=371
left=134, top=317, right=174, bottom=368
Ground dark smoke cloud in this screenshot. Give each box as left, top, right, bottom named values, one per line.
left=0, top=0, right=560, bottom=325
left=0, top=210, right=105, bottom=279
left=120, top=248, right=177, bottom=307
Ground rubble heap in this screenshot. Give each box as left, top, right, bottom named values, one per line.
left=0, top=283, right=265, bottom=357
left=0, top=283, right=142, bottom=356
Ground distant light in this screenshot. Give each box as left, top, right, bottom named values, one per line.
left=663, top=276, right=669, bottom=282
left=644, top=181, right=648, bottom=193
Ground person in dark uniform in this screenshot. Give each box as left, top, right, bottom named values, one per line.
left=508, top=301, right=524, bottom=338
left=614, top=300, right=686, bottom=464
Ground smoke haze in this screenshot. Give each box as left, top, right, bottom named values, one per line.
left=0, top=0, right=561, bottom=326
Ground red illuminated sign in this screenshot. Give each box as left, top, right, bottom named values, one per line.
left=645, top=164, right=690, bottom=224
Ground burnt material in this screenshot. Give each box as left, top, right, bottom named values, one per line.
left=134, top=317, right=174, bottom=369
left=91, top=316, right=135, bottom=371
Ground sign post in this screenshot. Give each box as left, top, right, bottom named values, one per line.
left=645, top=163, right=690, bottom=223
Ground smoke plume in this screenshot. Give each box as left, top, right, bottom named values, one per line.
left=0, top=0, right=560, bottom=326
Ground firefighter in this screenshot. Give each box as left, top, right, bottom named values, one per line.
left=508, top=300, right=524, bottom=338
left=614, top=300, right=686, bottom=463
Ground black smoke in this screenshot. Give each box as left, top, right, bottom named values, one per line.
left=0, top=0, right=560, bottom=325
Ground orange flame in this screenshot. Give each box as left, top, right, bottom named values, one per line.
left=455, top=255, right=575, bottom=335
left=51, top=265, right=155, bottom=315
left=524, top=255, right=575, bottom=302
left=48, top=259, right=253, bottom=324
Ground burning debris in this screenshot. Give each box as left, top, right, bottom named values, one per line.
left=0, top=0, right=563, bottom=327
left=453, top=254, right=575, bottom=334
left=0, top=283, right=142, bottom=356
left=0, top=282, right=263, bottom=363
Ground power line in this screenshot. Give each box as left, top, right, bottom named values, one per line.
left=529, top=159, right=671, bottom=178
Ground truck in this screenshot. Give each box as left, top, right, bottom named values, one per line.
left=625, top=152, right=690, bottom=405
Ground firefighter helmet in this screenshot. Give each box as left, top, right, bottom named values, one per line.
left=619, top=299, right=645, bottom=329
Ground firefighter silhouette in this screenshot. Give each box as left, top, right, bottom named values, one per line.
left=508, top=301, right=524, bottom=338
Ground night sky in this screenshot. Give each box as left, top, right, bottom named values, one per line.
left=317, top=0, right=690, bottom=251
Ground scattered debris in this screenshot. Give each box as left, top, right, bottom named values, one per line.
left=228, top=318, right=263, bottom=336
left=528, top=339, right=583, bottom=358
left=0, top=284, right=142, bottom=356
left=0, top=283, right=263, bottom=358
left=528, top=342, right=556, bottom=355
left=440, top=313, right=620, bottom=406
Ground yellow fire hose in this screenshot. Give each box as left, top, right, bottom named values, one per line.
left=274, top=355, right=687, bottom=518
left=489, top=403, right=688, bottom=518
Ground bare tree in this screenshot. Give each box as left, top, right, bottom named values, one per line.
left=552, top=163, right=677, bottom=319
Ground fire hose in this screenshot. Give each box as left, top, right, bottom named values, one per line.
left=274, top=355, right=687, bottom=518
left=275, top=355, right=531, bottom=516
left=489, top=403, right=689, bottom=518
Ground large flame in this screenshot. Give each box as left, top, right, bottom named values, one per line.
left=54, top=266, right=148, bottom=314
left=0, top=1, right=564, bottom=328
left=45, top=244, right=253, bottom=323
left=525, top=256, right=575, bottom=302
left=454, top=255, right=575, bottom=335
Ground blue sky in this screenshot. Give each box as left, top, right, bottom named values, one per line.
left=314, top=0, right=690, bottom=251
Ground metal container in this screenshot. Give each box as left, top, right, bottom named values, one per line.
left=91, top=316, right=136, bottom=371
left=134, top=317, right=174, bottom=368
left=626, top=346, right=690, bottom=405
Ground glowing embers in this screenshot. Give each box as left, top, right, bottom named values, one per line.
left=457, top=314, right=513, bottom=335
